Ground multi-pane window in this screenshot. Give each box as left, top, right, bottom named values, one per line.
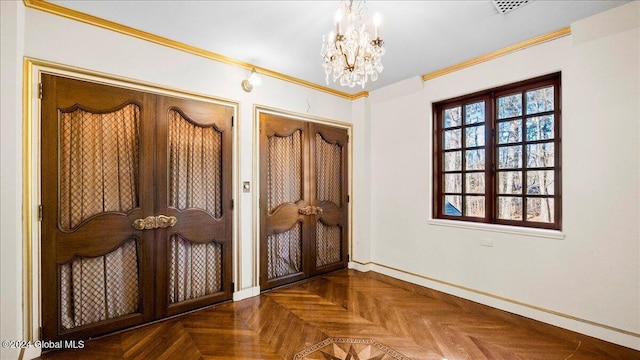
left=433, top=73, right=561, bottom=230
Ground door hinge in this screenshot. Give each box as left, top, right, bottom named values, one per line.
left=347, top=135, right=350, bottom=142
left=231, top=116, right=234, bottom=127
left=231, top=199, right=234, bottom=210
left=347, top=195, right=350, bottom=203
left=38, top=205, right=43, bottom=221
left=232, top=282, right=235, bottom=291
left=347, top=254, right=350, bottom=262
left=38, top=83, right=43, bottom=99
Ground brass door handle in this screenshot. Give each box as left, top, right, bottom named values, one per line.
left=298, top=206, right=323, bottom=216
left=156, top=215, right=177, bottom=228
left=132, top=216, right=157, bottom=230
left=132, top=215, right=178, bottom=230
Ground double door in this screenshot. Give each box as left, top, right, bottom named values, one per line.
left=259, top=113, right=349, bottom=290
left=40, top=75, right=233, bottom=340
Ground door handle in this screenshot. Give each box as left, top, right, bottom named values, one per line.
left=299, top=206, right=313, bottom=216
left=298, top=206, right=323, bottom=216
left=132, top=216, right=157, bottom=230
left=156, top=215, right=177, bottom=228
left=132, top=215, right=178, bottom=230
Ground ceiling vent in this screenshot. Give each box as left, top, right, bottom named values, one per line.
left=492, top=0, right=531, bottom=14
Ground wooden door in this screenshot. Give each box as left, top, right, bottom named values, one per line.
left=259, top=115, right=310, bottom=289
left=155, top=96, right=233, bottom=317
left=259, top=113, right=348, bottom=290
left=41, top=74, right=156, bottom=340
left=41, top=75, right=233, bottom=341
left=309, top=123, right=349, bottom=276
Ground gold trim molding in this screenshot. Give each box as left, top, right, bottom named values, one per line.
left=22, top=58, right=35, bottom=343
left=422, top=27, right=571, bottom=81
left=22, top=0, right=368, bottom=100
left=350, top=260, right=640, bottom=339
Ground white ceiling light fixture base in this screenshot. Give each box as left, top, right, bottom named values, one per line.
left=492, top=0, right=532, bottom=14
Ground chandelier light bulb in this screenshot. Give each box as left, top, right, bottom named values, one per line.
left=373, top=12, right=381, bottom=38
left=373, top=12, right=381, bottom=27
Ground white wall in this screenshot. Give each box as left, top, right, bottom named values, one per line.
left=368, top=1, right=640, bottom=350
left=1, top=2, right=25, bottom=360
left=350, top=97, right=373, bottom=264
left=0, top=3, right=356, bottom=359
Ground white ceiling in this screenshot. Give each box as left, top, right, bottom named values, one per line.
left=50, top=0, right=630, bottom=95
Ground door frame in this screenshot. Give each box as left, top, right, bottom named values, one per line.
left=22, top=59, right=239, bottom=350
left=253, top=106, right=353, bottom=292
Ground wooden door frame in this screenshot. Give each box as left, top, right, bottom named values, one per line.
left=22, top=60, right=239, bottom=350
left=253, top=106, right=353, bottom=292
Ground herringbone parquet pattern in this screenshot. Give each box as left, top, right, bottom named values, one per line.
left=38, top=270, right=640, bottom=360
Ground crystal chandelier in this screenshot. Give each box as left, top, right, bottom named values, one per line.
left=321, top=0, right=385, bottom=89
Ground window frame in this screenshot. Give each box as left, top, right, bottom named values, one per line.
left=432, top=73, right=561, bottom=230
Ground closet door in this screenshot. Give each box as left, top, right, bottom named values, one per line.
left=155, top=96, right=234, bottom=316
left=310, top=123, right=349, bottom=275
left=260, top=114, right=310, bottom=289
left=259, top=114, right=348, bottom=290
left=41, top=75, right=235, bottom=340
left=41, top=74, right=156, bottom=340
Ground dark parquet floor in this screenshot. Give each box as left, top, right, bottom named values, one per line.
left=38, top=269, right=640, bottom=359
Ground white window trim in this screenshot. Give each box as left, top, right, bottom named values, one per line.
left=428, top=218, right=565, bottom=240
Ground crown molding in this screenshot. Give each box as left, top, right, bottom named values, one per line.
left=422, top=27, right=571, bottom=81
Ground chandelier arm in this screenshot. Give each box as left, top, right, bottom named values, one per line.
left=342, top=50, right=352, bottom=71
left=336, top=40, right=355, bottom=70
left=349, top=45, right=361, bottom=71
